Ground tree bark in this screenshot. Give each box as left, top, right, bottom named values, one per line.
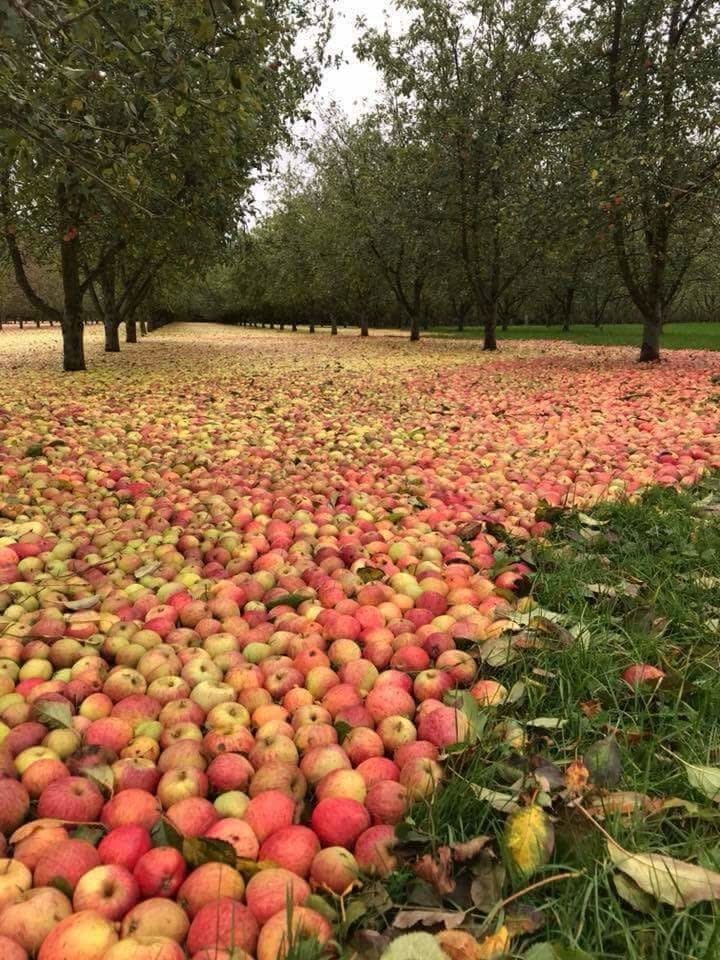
left=126, top=315, right=138, bottom=343
left=104, top=320, right=120, bottom=351
left=330, top=316, right=338, bottom=335
left=139, top=318, right=147, bottom=337
left=360, top=316, right=369, bottom=337
left=639, top=301, right=662, bottom=361
left=291, top=320, right=297, bottom=332
left=58, top=186, right=86, bottom=371
left=483, top=302, right=498, bottom=351
left=309, top=321, right=315, bottom=333
left=99, top=255, right=120, bottom=352
left=409, top=313, right=420, bottom=341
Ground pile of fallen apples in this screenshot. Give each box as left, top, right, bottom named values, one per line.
left=0, top=503, right=526, bottom=960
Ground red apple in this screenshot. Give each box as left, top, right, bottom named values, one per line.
left=186, top=897, right=259, bottom=956
left=72, top=864, right=140, bottom=920
left=134, top=846, right=187, bottom=897
left=258, top=825, right=320, bottom=877
left=98, top=824, right=152, bottom=871
left=310, top=797, right=370, bottom=849
left=245, top=867, right=310, bottom=925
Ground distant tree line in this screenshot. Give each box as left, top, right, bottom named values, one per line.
left=183, top=0, right=720, bottom=361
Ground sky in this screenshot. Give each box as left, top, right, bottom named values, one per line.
left=252, top=1, right=397, bottom=213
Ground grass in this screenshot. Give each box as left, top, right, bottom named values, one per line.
left=346, top=477, right=720, bottom=959
left=430, top=322, right=720, bottom=351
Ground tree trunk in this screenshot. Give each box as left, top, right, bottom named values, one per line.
left=61, top=314, right=85, bottom=371
left=59, top=224, right=86, bottom=370
left=291, top=321, right=297, bottom=332
left=360, top=316, right=369, bottom=337
left=457, top=317, right=465, bottom=332
left=330, top=316, right=338, bottom=335
left=409, top=313, right=420, bottom=341
left=104, top=319, right=120, bottom=352
left=483, top=302, right=498, bottom=351
left=126, top=315, right=138, bottom=343
left=139, top=318, right=148, bottom=337
left=639, top=301, right=662, bottom=361
left=309, top=321, right=315, bottom=333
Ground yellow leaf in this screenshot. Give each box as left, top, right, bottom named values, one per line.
left=477, top=926, right=511, bottom=959
left=590, top=169, right=599, bottom=180
left=505, top=805, right=554, bottom=877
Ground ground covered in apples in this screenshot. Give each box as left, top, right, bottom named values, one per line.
left=0, top=324, right=718, bottom=960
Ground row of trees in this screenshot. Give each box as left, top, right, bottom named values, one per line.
left=0, top=0, right=330, bottom=369
left=206, top=0, right=720, bottom=361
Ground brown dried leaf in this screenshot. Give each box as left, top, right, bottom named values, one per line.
left=607, top=838, right=720, bottom=908
left=450, top=835, right=492, bottom=862
left=393, top=909, right=467, bottom=931
left=412, top=849, right=455, bottom=896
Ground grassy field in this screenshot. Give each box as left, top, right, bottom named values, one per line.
left=431, top=322, right=720, bottom=351
left=358, top=478, right=720, bottom=960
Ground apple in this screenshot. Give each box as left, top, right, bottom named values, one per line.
left=166, top=797, right=219, bottom=837
left=355, top=824, right=398, bottom=876
left=299, top=744, right=351, bottom=785
left=245, top=867, right=310, bottom=925
left=377, top=715, right=417, bottom=752
left=256, top=906, right=331, bottom=960
left=73, top=864, right=140, bottom=920
left=366, top=779, right=409, bottom=824
left=0, top=885, right=72, bottom=955
left=186, top=897, right=259, bottom=956
left=343, top=727, right=384, bottom=766
left=243, top=789, right=295, bottom=843
left=258, top=825, right=320, bottom=877
left=105, top=937, right=185, bottom=960
left=21, top=757, right=69, bottom=798
left=214, top=791, right=250, bottom=818
left=0, top=934, right=27, bottom=960
left=157, top=768, right=209, bottom=808
left=178, top=862, right=245, bottom=918
left=399, top=757, right=444, bottom=800
left=120, top=897, right=190, bottom=942
left=34, top=838, right=101, bottom=890
left=37, top=910, right=118, bottom=960
left=134, top=846, right=187, bottom=897
left=0, top=858, right=33, bottom=912
left=316, top=768, right=367, bottom=804
left=12, top=824, right=69, bottom=873
left=102, top=788, right=162, bottom=830
left=622, top=664, right=666, bottom=687
left=470, top=679, right=508, bottom=706
left=417, top=705, right=470, bottom=747
left=0, top=777, right=29, bottom=835
left=356, top=756, right=400, bottom=787
left=365, top=685, right=415, bottom=723
left=310, top=797, right=370, bottom=848
left=204, top=818, right=259, bottom=859
left=98, top=824, right=152, bottom=871
left=310, top=846, right=360, bottom=895
left=37, top=776, right=104, bottom=821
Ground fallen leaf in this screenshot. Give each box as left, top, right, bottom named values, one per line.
left=584, top=791, right=652, bottom=818
left=479, top=635, right=519, bottom=666
left=527, top=717, right=567, bottom=730
left=64, top=594, right=101, bottom=610
left=470, top=785, right=521, bottom=814
left=580, top=699, right=602, bottom=718
left=450, top=835, right=492, bottom=862
left=612, top=873, right=657, bottom=914
left=412, top=848, right=455, bottom=896
left=470, top=857, right=506, bottom=913
left=678, top=757, right=720, bottom=803
left=393, top=909, right=467, bottom=931
left=584, top=735, right=621, bottom=788
left=607, top=837, right=720, bottom=908
left=564, top=761, right=590, bottom=794
left=476, top=926, right=511, bottom=959
left=505, top=805, right=555, bottom=877
left=525, top=943, right=593, bottom=960
left=505, top=905, right=545, bottom=936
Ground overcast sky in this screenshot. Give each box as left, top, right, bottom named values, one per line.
left=252, top=2, right=397, bottom=213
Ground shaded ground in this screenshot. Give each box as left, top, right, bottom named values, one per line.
left=431, top=322, right=720, bottom=351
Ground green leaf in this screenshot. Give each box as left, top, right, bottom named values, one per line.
left=265, top=592, right=310, bottom=611
left=525, top=944, right=593, bottom=960
left=47, top=876, right=74, bottom=899
left=613, top=873, right=657, bottom=914
left=35, top=701, right=73, bottom=730
left=151, top=818, right=184, bottom=851
left=584, top=735, right=622, bottom=788
left=71, top=824, right=106, bottom=846
left=334, top=720, right=352, bottom=743
left=182, top=836, right=237, bottom=868
left=24, top=443, right=44, bottom=458
left=358, top=567, right=384, bottom=583
left=85, top=764, right=114, bottom=796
